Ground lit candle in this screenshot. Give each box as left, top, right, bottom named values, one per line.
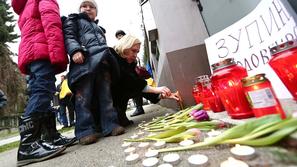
left=125, top=153, right=140, bottom=165
left=188, top=154, right=209, bottom=167
left=145, top=149, right=159, bottom=158
left=220, top=157, right=249, bottom=167
left=153, top=141, right=166, bottom=149
left=179, top=139, right=194, bottom=146
left=163, top=153, right=181, bottom=165
left=142, top=157, right=159, bottom=167
left=230, top=144, right=256, bottom=160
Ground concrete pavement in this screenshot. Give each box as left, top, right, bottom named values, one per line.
left=0, top=103, right=296, bottom=167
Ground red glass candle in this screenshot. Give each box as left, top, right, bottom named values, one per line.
left=208, top=90, right=225, bottom=112
left=211, top=58, right=254, bottom=119
left=269, top=41, right=297, bottom=101
left=192, top=85, right=201, bottom=104
left=201, top=78, right=212, bottom=110
left=242, top=74, right=286, bottom=119
left=192, top=75, right=209, bottom=105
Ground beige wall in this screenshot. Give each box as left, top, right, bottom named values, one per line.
left=145, top=0, right=210, bottom=108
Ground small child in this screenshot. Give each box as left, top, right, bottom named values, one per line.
left=11, top=0, right=69, bottom=165
left=63, top=0, right=124, bottom=145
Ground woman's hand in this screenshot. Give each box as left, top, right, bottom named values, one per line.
left=161, top=91, right=181, bottom=101
left=72, top=51, right=85, bottom=64
left=155, top=86, right=171, bottom=97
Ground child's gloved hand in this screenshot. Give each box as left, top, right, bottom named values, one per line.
left=72, top=51, right=85, bottom=64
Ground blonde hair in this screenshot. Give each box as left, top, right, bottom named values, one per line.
left=114, top=35, right=141, bottom=58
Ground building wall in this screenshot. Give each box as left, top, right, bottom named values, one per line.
left=143, top=0, right=297, bottom=108
left=147, top=0, right=210, bottom=108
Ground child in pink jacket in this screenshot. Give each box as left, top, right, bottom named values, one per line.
left=11, top=0, right=72, bottom=166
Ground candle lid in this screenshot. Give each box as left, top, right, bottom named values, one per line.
left=125, top=153, right=140, bottom=165
left=220, top=157, right=249, bottom=167
left=163, top=153, right=181, bottom=165
left=145, top=149, right=159, bottom=158
left=142, top=157, right=159, bottom=167
left=195, top=75, right=209, bottom=84
left=241, top=73, right=267, bottom=87
left=230, top=144, right=256, bottom=160
left=270, top=40, right=297, bottom=56
left=211, top=58, right=236, bottom=71
left=188, top=154, right=209, bottom=166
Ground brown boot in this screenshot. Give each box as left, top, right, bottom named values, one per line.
left=79, top=134, right=98, bottom=145
left=111, top=126, right=125, bottom=136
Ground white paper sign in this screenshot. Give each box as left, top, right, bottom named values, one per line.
left=205, top=0, right=297, bottom=98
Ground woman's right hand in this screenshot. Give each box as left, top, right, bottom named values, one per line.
left=155, top=86, right=171, bottom=97
left=72, top=51, right=85, bottom=64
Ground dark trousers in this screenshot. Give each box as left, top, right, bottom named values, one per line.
left=58, top=95, right=75, bottom=126
left=133, top=96, right=143, bottom=108
left=25, top=60, right=56, bottom=116
left=73, top=63, right=119, bottom=139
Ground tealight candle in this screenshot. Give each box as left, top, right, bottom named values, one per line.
left=158, top=163, right=173, bottom=167
left=145, top=149, right=159, bottom=158
left=130, top=134, right=139, bottom=139
left=125, top=153, right=140, bottom=165
left=163, top=153, right=181, bottom=165
left=230, top=144, right=256, bottom=160
left=179, top=139, right=194, bottom=146
left=188, top=154, right=209, bottom=167
left=137, top=131, right=145, bottom=136
left=121, top=142, right=132, bottom=148
left=220, top=157, right=249, bottom=167
left=138, top=142, right=150, bottom=149
left=142, top=157, right=159, bottom=167
left=153, top=141, right=166, bottom=149
left=207, top=129, right=222, bottom=138
left=124, top=147, right=136, bottom=155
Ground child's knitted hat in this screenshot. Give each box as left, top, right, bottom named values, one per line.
left=79, top=0, right=98, bottom=14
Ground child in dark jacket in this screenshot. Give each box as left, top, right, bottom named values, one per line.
left=62, top=0, right=124, bottom=145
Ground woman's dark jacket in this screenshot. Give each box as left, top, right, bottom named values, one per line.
left=62, top=13, right=112, bottom=89
left=109, top=48, right=160, bottom=106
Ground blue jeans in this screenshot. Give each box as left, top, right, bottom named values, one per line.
left=58, top=104, right=68, bottom=126
left=73, top=67, right=119, bottom=139
left=24, top=60, right=56, bottom=116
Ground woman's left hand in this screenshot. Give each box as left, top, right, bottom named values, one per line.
left=157, top=86, right=171, bottom=97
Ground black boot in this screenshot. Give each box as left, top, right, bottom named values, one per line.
left=42, top=112, right=76, bottom=147
left=130, top=96, right=145, bottom=117
left=17, top=113, right=66, bottom=166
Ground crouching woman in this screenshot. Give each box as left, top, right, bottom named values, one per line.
left=110, top=35, right=180, bottom=127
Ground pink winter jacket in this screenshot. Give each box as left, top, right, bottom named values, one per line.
left=11, top=0, right=68, bottom=74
